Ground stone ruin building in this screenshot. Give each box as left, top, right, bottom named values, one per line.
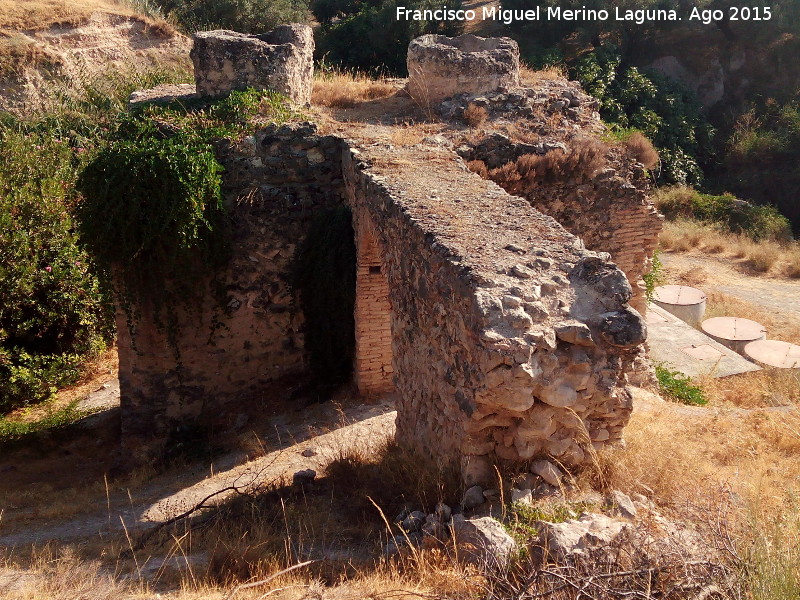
left=120, top=27, right=662, bottom=485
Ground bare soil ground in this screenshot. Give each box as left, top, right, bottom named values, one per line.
left=0, top=390, right=395, bottom=550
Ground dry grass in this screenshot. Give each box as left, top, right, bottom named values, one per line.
left=486, top=135, right=608, bottom=193
left=519, top=64, right=566, bottom=86
left=0, top=547, right=136, bottom=600
left=699, top=368, right=800, bottom=408
left=462, top=102, right=487, bottom=128
left=0, top=32, right=60, bottom=77
left=388, top=124, right=428, bottom=147
left=0, top=0, right=136, bottom=30
left=312, top=71, right=396, bottom=109
left=745, top=242, right=781, bottom=272
left=786, top=247, right=800, bottom=278
left=623, top=131, right=659, bottom=170
left=659, top=219, right=707, bottom=251
left=585, top=390, right=800, bottom=514
left=659, top=219, right=800, bottom=277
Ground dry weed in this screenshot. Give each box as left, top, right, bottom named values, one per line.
left=623, top=131, right=659, bottom=169
left=519, top=64, right=566, bottom=86
left=312, top=72, right=395, bottom=108
left=0, top=546, right=133, bottom=600
left=466, top=159, right=488, bottom=179
left=784, top=247, right=800, bottom=278
left=675, top=266, right=708, bottom=285
left=699, top=368, right=800, bottom=408
left=659, top=220, right=705, bottom=251
left=0, top=0, right=128, bottom=29
left=746, top=243, right=780, bottom=273
left=389, top=125, right=427, bottom=147
left=462, top=103, right=488, bottom=128
left=487, top=136, right=607, bottom=193
left=585, top=390, right=800, bottom=519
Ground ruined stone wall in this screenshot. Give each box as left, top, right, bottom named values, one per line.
left=191, top=25, right=314, bottom=103
left=342, top=139, right=647, bottom=485
left=462, top=135, right=662, bottom=314
left=118, top=123, right=345, bottom=461
left=524, top=172, right=662, bottom=315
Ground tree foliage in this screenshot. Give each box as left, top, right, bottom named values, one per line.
left=314, top=0, right=463, bottom=75
left=572, top=44, right=714, bottom=185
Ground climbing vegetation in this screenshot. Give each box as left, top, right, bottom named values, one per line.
left=77, top=89, right=300, bottom=351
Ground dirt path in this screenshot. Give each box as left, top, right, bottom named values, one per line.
left=0, top=397, right=396, bottom=549
left=661, top=251, right=800, bottom=321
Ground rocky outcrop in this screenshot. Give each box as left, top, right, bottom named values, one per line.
left=407, top=34, right=520, bottom=105
left=190, top=24, right=313, bottom=103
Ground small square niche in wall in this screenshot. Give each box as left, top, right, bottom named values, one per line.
left=369, top=265, right=382, bottom=274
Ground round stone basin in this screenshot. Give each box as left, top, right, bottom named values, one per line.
left=744, top=340, right=800, bottom=368
left=701, top=316, right=767, bottom=355
left=652, top=285, right=706, bottom=324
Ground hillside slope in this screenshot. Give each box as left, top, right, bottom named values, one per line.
left=0, top=0, right=191, bottom=109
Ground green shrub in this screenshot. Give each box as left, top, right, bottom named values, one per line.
left=0, top=68, right=194, bottom=414
left=643, top=249, right=664, bottom=303
left=571, top=44, right=714, bottom=186
left=0, top=129, right=113, bottom=412
left=654, top=186, right=792, bottom=242
left=655, top=364, right=707, bottom=406
left=719, top=102, right=800, bottom=235
left=0, top=399, right=93, bottom=445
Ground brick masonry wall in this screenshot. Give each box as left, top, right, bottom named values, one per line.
left=353, top=213, right=394, bottom=396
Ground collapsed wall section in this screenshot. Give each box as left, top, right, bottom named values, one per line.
left=118, top=123, right=345, bottom=462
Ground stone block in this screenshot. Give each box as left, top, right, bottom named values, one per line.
left=191, top=24, right=313, bottom=103
left=407, top=34, right=520, bottom=105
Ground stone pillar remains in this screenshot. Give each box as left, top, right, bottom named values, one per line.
left=407, top=34, right=520, bottom=105
left=190, top=24, right=314, bottom=104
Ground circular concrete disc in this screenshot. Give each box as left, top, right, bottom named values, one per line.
left=653, top=285, right=706, bottom=306
left=701, top=317, right=767, bottom=341
left=744, top=340, right=800, bottom=368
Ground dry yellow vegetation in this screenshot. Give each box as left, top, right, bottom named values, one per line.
left=660, top=219, right=800, bottom=278
left=0, top=0, right=136, bottom=30
left=312, top=70, right=396, bottom=109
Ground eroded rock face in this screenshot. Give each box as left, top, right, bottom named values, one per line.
left=190, top=24, right=313, bottom=103
left=407, top=34, right=520, bottom=105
